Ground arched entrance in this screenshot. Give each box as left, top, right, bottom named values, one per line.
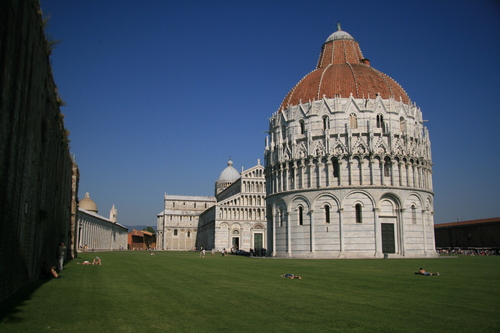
left=232, top=230, right=240, bottom=251
left=379, top=197, right=399, bottom=254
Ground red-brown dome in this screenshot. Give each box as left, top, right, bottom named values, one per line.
left=280, top=27, right=410, bottom=110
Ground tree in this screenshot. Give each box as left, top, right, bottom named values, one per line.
left=143, top=226, right=156, bottom=234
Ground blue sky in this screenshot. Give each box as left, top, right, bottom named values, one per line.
left=41, top=0, right=500, bottom=227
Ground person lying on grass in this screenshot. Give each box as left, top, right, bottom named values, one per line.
left=281, top=273, right=302, bottom=279
left=416, top=268, right=439, bottom=276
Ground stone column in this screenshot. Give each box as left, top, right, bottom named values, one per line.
left=381, top=160, right=386, bottom=186
left=399, top=208, right=406, bottom=256
left=338, top=208, right=344, bottom=253
left=309, top=209, right=315, bottom=254
left=369, top=158, right=374, bottom=185
left=308, top=158, right=314, bottom=188
left=398, top=161, right=403, bottom=186
left=348, top=158, right=353, bottom=185
left=271, top=211, right=277, bottom=257
left=279, top=165, right=284, bottom=192
left=300, top=159, right=304, bottom=189
left=284, top=164, right=289, bottom=191
left=317, top=162, right=323, bottom=188
left=390, top=159, right=395, bottom=186
left=421, top=209, right=427, bottom=254
left=359, top=159, right=364, bottom=185
left=374, top=208, right=382, bottom=257
left=325, top=158, right=332, bottom=187
left=286, top=211, right=291, bottom=257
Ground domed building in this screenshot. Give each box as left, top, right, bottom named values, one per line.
left=264, top=24, right=436, bottom=258
left=215, top=160, right=241, bottom=195
left=157, top=159, right=266, bottom=252
left=78, top=191, right=98, bottom=213
left=77, top=192, right=128, bottom=251
left=197, top=159, right=266, bottom=252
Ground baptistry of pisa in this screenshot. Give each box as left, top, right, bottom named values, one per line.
left=264, top=24, right=436, bottom=258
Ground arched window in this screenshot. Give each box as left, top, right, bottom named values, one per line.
left=279, top=208, right=284, bottom=227
left=299, top=120, right=305, bottom=135
left=187, top=231, right=191, bottom=237
left=324, top=205, right=330, bottom=223
left=350, top=114, right=358, bottom=129
left=333, top=158, right=339, bottom=178
left=411, top=205, right=417, bottom=224
left=384, top=157, right=391, bottom=177
left=376, top=114, right=385, bottom=132
left=298, top=206, right=304, bottom=225
left=355, top=204, right=362, bottom=223
left=174, top=229, right=178, bottom=236
left=323, top=116, right=330, bottom=130
left=400, top=117, right=406, bottom=132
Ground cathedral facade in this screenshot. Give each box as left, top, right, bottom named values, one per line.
left=157, top=160, right=266, bottom=252
left=264, top=25, right=436, bottom=258
left=197, top=160, right=266, bottom=252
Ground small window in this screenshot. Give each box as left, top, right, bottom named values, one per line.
left=355, top=204, right=362, bottom=223
left=411, top=205, right=417, bottom=224
left=350, top=114, right=358, bottom=129
left=299, top=206, right=304, bottom=225
left=187, top=231, right=191, bottom=237
left=174, top=229, right=178, bottom=236
left=400, top=117, right=406, bottom=132
left=282, top=125, right=287, bottom=140
left=323, top=116, right=329, bottom=130
left=333, top=159, right=339, bottom=178
left=377, top=114, right=385, bottom=132
left=324, top=205, right=330, bottom=223
left=299, top=120, right=305, bottom=135
left=279, top=208, right=284, bottom=227
left=384, top=157, right=391, bottom=177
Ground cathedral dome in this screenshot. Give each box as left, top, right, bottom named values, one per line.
left=79, top=192, right=98, bottom=213
left=217, top=160, right=240, bottom=182
left=279, top=24, right=410, bottom=110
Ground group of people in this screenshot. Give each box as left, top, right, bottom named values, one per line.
left=199, top=248, right=227, bottom=257
left=80, top=257, right=102, bottom=265
left=438, top=248, right=496, bottom=256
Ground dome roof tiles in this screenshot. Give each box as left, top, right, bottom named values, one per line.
left=280, top=25, right=410, bottom=110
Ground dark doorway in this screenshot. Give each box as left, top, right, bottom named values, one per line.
left=232, top=237, right=240, bottom=250
left=381, top=223, right=395, bottom=253
left=254, top=233, right=263, bottom=249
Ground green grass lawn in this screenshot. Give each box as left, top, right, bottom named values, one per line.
left=1, top=252, right=499, bottom=332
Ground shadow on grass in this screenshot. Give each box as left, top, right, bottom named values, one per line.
left=0, top=278, right=52, bottom=324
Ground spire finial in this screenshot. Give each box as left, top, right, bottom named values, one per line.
left=337, top=21, right=341, bottom=31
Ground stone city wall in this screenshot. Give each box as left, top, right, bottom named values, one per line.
left=0, top=0, right=75, bottom=301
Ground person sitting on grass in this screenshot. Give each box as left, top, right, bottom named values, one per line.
left=417, top=268, right=439, bottom=276
left=40, top=261, right=59, bottom=279
left=281, top=273, right=302, bottom=279
left=93, top=257, right=102, bottom=265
